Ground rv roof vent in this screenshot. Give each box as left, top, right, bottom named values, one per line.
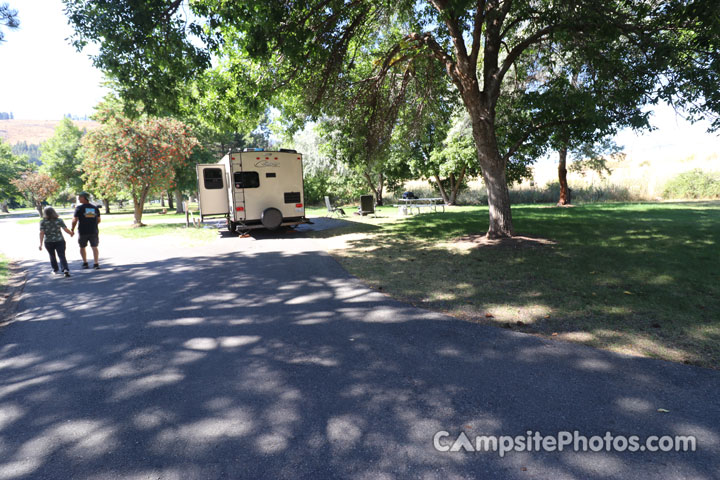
left=279, top=148, right=297, bottom=153
left=243, top=148, right=264, bottom=152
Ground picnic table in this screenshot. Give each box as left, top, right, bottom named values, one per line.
left=394, top=197, right=446, bottom=215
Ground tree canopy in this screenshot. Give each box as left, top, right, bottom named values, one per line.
left=0, top=2, right=19, bottom=43
left=64, top=0, right=720, bottom=236
left=10, top=171, right=59, bottom=216
left=81, top=99, right=199, bottom=225
left=40, top=117, right=86, bottom=195
left=0, top=138, right=32, bottom=211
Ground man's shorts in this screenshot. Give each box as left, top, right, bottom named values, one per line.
left=78, top=234, right=99, bottom=248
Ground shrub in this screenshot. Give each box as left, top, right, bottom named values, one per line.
left=303, top=172, right=331, bottom=205
left=303, top=170, right=368, bottom=205
left=662, top=169, right=720, bottom=199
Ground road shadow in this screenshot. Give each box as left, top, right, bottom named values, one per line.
left=330, top=203, right=720, bottom=367
left=0, top=247, right=718, bottom=479
left=215, top=216, right=380, bottom=241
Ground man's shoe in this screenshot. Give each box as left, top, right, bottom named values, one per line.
left=64, top=271, right=71, bottom=278
left=82, top=263, right=89, bottom=269
left=93, top=264, right=100, bottom=270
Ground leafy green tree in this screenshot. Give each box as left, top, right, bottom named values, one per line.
left=39, top=118, right=86, bottom=194
left=176, top=68, right=270, bottom=137
left=659, top=0, right=720, bottom=131
left=315, top=67, right=414, bottom=205
left=82, top=100, right=199, bottom=225
left=170, top=145, right=217, bottom=214
left=11, top=142, right=41, bottom=165
left=429, top=115, right=480, bottom=205
left=65, top=1, right=210, bottom=115
left=0, top=2, right=19, bottom=42
left=64, top=0, right=720, bottom=237
left=555, top=138, right=624, bottom=206
left=0, top=139, right=32, bottom=212
left=283, top=121, right=362, bottom=205
left=397, top=107, right=481, bottom=205
left=492, top=54, right=650, bottom=206
left=52, top=189, right=77, bottom=208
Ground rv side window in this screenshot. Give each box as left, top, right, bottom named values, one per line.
left=203, top=168, right=224, bottom=189
left=233, top=172, right=260, bottom=189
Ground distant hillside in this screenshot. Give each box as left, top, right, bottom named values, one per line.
left=0, top=119, right=99, bottom=145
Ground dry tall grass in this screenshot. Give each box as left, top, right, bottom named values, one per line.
left=402, top=150, right=720, bottom=203
left=0, top=119, right=99, bottom=145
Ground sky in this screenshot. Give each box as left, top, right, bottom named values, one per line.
left=0, top=0, right=717, bottom=157
left=0, top=0, right=108, bottom=119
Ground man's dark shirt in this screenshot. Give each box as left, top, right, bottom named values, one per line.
left=74, top=203, right=100, bottom=235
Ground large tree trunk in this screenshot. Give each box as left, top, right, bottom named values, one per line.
left=467, top=102, right=514, bottom=238
left=103, top=198, right=111, bottom=214
left=175, top=189, right=184, bottom=214
left=362, top=171, right=382, bottom=206
left=133, top=201, right=144, bottom=225
left=557, top=147, right=571, bottom=206
left=167, top=191, right=174, bottom=210
left=481, top=161, right=514, bottom=238
left=376, top=172, right=384, bottom=206
left=132, top=188, right=149, bottom=226
left=160, top=195, right=165, bottom=207
left=1, top=200, right=9, bottom=213
left=434, top=173, right=450, bottom=204
left=449, top=165, right=467, bottom=205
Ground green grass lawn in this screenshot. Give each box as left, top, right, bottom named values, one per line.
left=0, top=254, right=8, bottom=290
left=101, top=222, right=217, bottom=244
left=314, top=202, right=720, bottom=369
left=15, top=205, right=216, bottom=244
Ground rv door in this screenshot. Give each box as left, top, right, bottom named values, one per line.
left=197, top=164, right=229, bottom=217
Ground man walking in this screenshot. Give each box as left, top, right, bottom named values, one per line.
left=71, top=192, right=101, bottom=269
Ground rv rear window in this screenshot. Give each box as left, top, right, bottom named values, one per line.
left=233, top=171, right=260, bottom=189
left=203, top=168, right=224, bottom=189
left=284, top=192, right=301, bottom=203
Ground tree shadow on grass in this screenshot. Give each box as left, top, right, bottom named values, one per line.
left=332, top=204, right=720, bottom=368
left=0, top=244, right=719, bottom=479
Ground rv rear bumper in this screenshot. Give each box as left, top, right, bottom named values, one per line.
left=233, top=217, right=310, bottom=231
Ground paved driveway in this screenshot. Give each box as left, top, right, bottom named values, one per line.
left=0, top=217, right=719, bottom=479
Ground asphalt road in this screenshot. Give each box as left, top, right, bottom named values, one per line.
left=0, top=217, right=719, bottom=479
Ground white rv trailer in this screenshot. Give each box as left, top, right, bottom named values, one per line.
left=196, top=149, right=308, bottom=232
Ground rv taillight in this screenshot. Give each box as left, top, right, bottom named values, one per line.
left=295, top=203, right=303, bottom=208
left=236, top=207, right=244, bottom=211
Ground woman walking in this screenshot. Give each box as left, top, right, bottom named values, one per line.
left=39, top=206, right=74, bottom=277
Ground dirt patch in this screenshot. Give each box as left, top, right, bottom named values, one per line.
left=452, top=233, right=557, bottom=249
left=0, top=262, right=27, bottom=326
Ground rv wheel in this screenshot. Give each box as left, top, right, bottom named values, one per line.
left=261, top=207, right=283, bottom=230
left=228, top=221, right=237, bottom=233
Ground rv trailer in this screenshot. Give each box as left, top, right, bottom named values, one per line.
left=196, top=149, right=309, bottom=232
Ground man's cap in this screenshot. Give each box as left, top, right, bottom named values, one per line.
left=78, top=192, right=90, bottom=200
